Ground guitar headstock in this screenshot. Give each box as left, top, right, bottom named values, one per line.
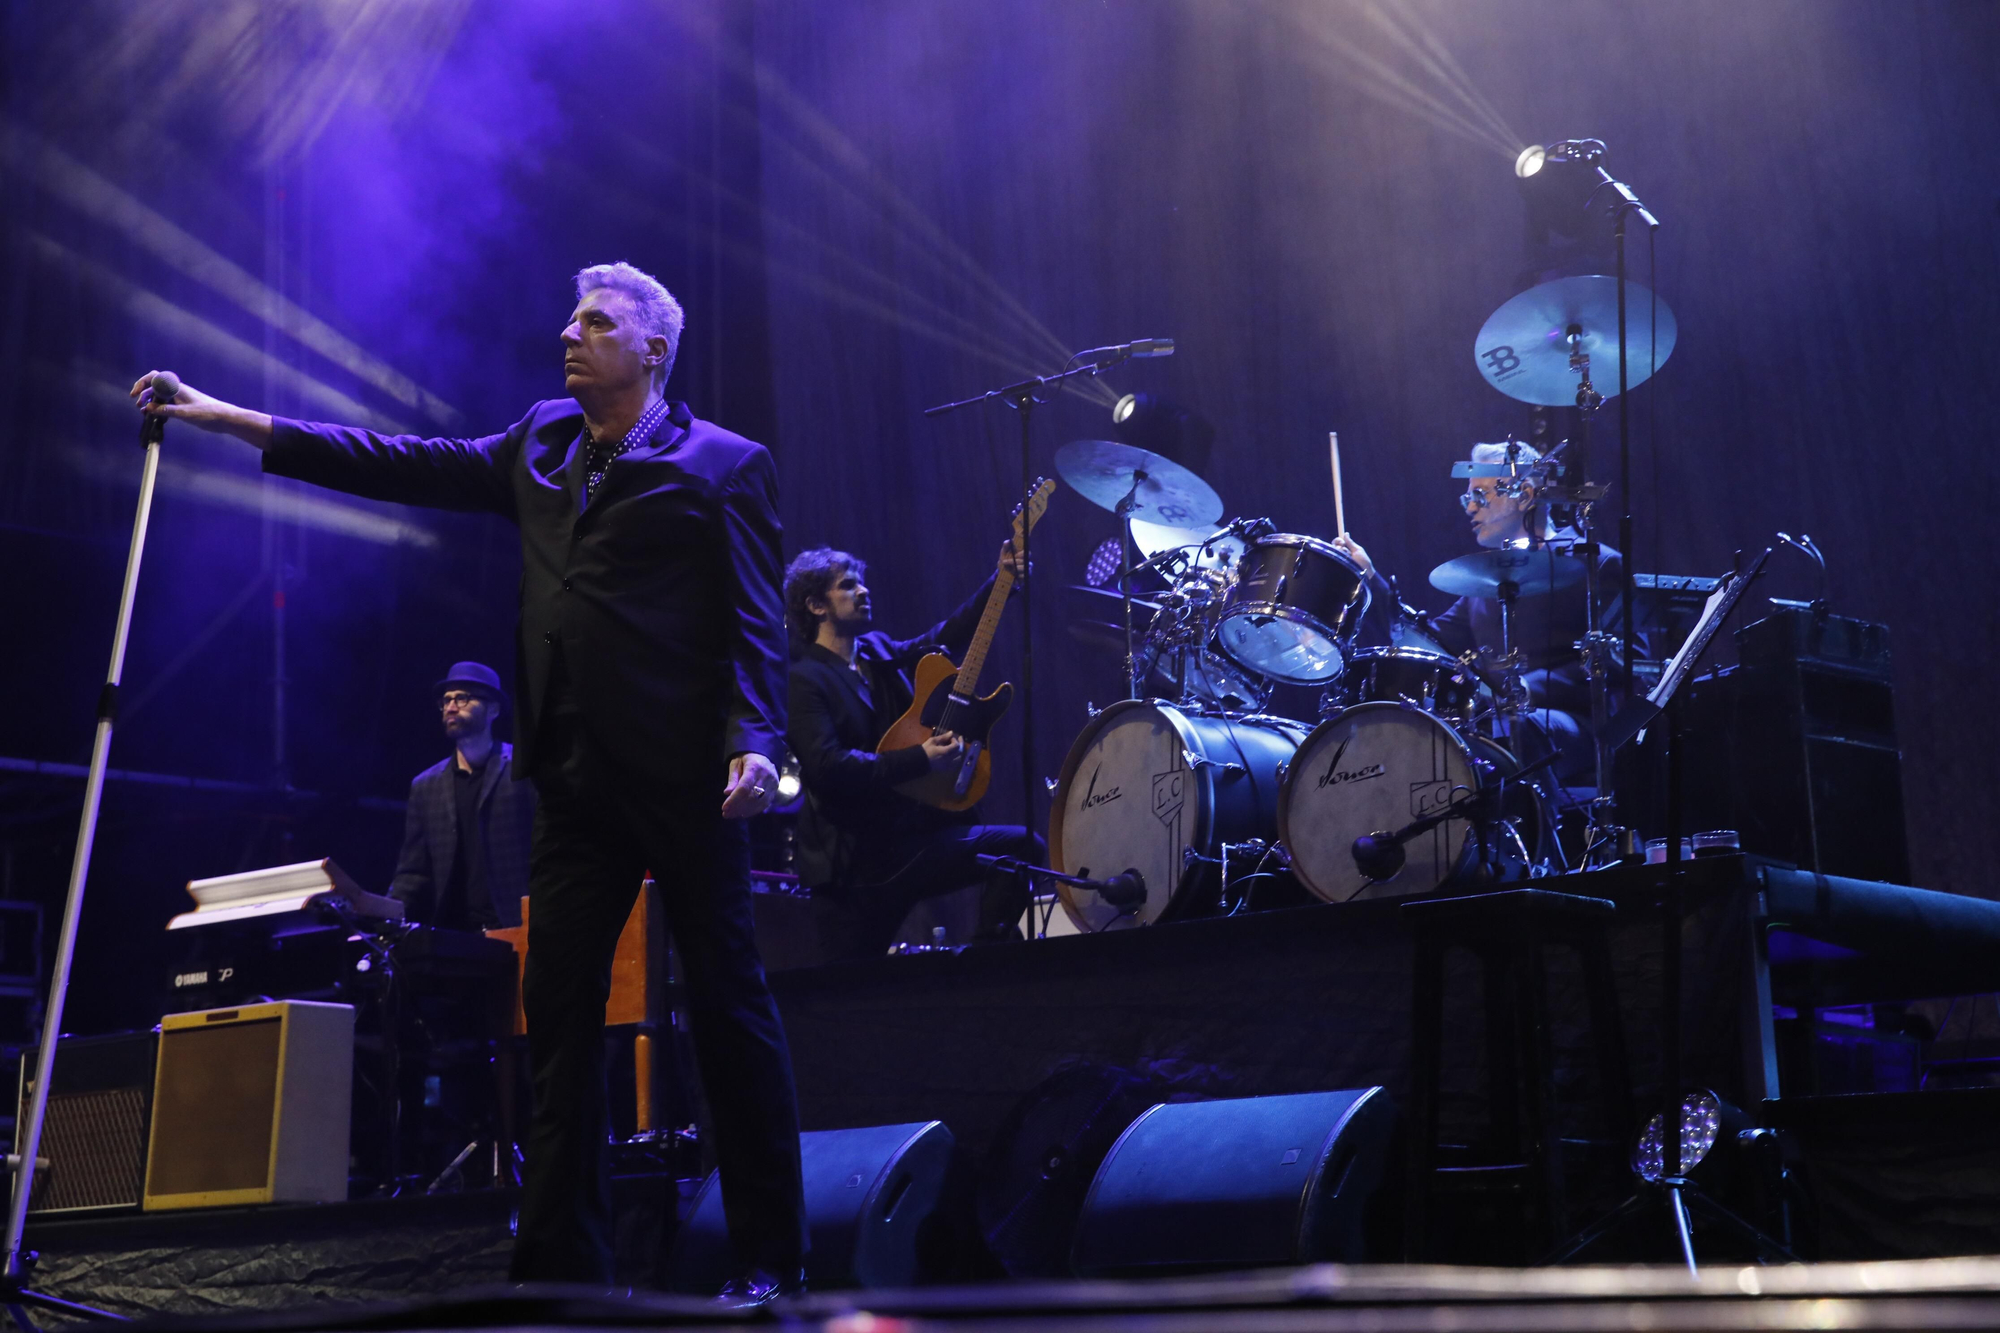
left=1011, top=476, right=1057, bottom=546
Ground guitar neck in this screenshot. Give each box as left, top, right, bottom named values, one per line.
left=950, top=564, right=1017, bottom=698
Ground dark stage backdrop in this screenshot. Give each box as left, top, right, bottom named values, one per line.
left=0, top=0, right=1995, bottom=1035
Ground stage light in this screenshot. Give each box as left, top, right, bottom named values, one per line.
left=1632, top=1089, right=1726, bottom=1182
left=1514, top=144, right=1546, bottom=178
left=1108, top=394, right=1214, bottom=477
left=1084, top=538, right=1122, bottom=588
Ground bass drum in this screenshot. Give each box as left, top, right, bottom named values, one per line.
left=1049, top=702, right=1307, bottom=931
left=1277, top=702, right=1548, bottom=904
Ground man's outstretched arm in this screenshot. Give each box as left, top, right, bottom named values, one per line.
left=131, top=370, right=520, bottom=517
left=131, top=371, right=273, bottom=447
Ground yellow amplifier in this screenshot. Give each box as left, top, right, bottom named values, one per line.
left=142, top=1000, right=353, bottom=1211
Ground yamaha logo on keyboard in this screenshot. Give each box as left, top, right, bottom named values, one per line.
left=172, top=967, right=232, bottom=988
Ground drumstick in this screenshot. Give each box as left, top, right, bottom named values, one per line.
left=1329, top=431, right=1347, bottom=538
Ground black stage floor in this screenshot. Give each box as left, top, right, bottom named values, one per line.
left=94, top=1259, right=2000, bottom=1332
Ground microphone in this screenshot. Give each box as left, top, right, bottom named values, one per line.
left=1072, top=338, right=1175, bottom=365
left=1351, top=834, right=1406, bottom=883
left=1082, top=869, right=1147, bottom=910
left=141, top=372, right=180, bottom=447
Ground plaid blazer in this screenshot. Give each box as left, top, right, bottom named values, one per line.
left=390, top=742, right=535, bottom=927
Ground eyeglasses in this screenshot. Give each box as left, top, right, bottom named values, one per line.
left=439, top=691, right=486, bottom=711
left=1458, top=489, right=1497, bottom=513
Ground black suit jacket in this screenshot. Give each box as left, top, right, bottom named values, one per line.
left=786, top=576, right=993, bottom=888
left=390, top=742, right=535, bottom=926
left=264, top=400, right=787, bottom=780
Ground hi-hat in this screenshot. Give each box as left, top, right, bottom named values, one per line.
left=1055, top=440, right=1223, bottom=528
left=1473, top=275, right=1677, bottom=406
left=1429, top=546, right=1586, bottom=600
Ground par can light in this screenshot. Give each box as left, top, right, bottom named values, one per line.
left=1632, top=1089, right=1725, bottom=1182
left=1514, top=144, right=1546, bottom=178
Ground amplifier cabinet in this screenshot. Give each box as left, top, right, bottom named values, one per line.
left=17, top=1030, right=158, bottom=1214
left=142, top=1000, right=353, bottom=1211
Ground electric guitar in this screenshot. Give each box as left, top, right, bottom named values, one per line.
left=876, top=478, right=1056, bottom=811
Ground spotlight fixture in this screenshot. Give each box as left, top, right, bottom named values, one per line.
left=1109, top=394, right=1215, bottom=477
left=1513, top=144, right=1545, bottom=179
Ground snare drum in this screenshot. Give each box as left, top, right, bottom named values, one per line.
left=1327, top=646, right=1490, bottom=728
left=1049, top=701, right=1306, bottom=931
left=1215, top=534, right=1370, bottom=684
left=1277, top=702, right=1547, bottom=904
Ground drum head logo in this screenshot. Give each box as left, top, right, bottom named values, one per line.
left=1314, top=735, right=1385, bottom=790
left=1152, top=770, right=1185, bottom=825
left=1077, top=764, right=1122, bottom=812
left=1411, top=780, right=1456, bottom=818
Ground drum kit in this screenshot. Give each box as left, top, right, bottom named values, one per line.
left=1044, top=271, right=1677, bottom=933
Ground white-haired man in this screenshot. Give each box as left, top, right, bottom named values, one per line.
left=1334, top=440, right=1627, bottom=782
left=133, top=262, right=806, bottom=1303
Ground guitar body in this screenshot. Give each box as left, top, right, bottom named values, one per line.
left=879, top=652, right=1015, bottom=811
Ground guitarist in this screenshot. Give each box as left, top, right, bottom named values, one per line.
left=784, top=541, right=1042, bottom=963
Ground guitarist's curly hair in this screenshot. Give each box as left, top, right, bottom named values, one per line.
left=783, top=547, right=866, bottom=644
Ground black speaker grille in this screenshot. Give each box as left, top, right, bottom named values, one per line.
left=31, top=1087, right=147, bottom=1212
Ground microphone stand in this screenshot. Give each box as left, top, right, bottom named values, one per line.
left=0, top=408, right=169, bottom=1324
left=926, top=352, right=1141, bottom=846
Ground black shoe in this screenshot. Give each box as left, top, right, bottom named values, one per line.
left=713, top=1268, right=805, bottom=1309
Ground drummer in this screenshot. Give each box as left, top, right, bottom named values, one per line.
left=1331, top=440, right=1629, bottom=785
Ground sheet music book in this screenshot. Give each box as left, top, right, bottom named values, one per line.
left=168, top=858, right=405, bottom=930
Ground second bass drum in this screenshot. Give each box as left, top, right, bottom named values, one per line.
left=1277, top=702, right=1548, bottom=904
left=1049, top=701, right=1306, bottom=932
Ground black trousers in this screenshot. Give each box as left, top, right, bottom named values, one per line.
left=510, top=712, right=805, bottom=1284
left=811, top=824, right=1043, bottom=964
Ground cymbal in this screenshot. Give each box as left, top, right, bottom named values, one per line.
left=1474, top=275, right=1678, bottom=405
left=1129, top=518, right=1246, bottom=571
left=1066, top=584, right=1161, bottom=615
left=1055, top=440, right=1223, bottom=528
left=1429, top=546, right=1586, bottom=599
left=1067, top=621, right=1130, bottom=657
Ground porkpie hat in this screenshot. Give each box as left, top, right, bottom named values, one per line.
left=434, top=661, right=507, bottom=704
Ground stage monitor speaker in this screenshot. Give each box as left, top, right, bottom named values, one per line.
left=17, top=1029, right=157, bottom=1214
left=668, top=1120, right=956, bottom=1291
left=1070, top=1087, right=1396, bottom=1277
left=141, top=1000, right=353, bottom=1211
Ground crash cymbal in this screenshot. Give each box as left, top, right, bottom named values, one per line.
left=1429, top=546, right=1586, bottom=599
left=1055, top=440, right=1223, bottom=528
left=1129, top=518, right=1246, bottom=571
left=1474, top=275, right=1678, bottom=405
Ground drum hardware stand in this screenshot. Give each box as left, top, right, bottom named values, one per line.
left=929, top=351, right=1154, bottom=834
left=1114, top=476, right=1145, bottom=700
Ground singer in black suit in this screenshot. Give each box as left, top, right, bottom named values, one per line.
left=134, top=263, right=805, bottom=1304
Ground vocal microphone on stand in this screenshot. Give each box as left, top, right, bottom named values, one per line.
left=1071, top=338, right=1175, bottom=365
